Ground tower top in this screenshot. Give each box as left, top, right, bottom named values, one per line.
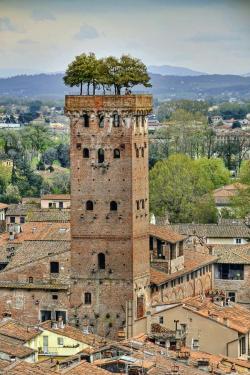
left=65, top=94, right=152, bottom=114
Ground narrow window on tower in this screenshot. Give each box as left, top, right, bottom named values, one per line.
left=98, top=253, right=106, bottom=270
left=98, top=148, right=105, bottom=163
left=110, top=201, right=118, bottom=211
left=84, top=292, right=92, bottom=305
left=83, top=114, right=89, bottom=128
left=113, top=149, right=120, bottom=159
left=135, top=115, right=139, bottom=127
left=136, top=149, right=139, bottom=158
left=50, top=262, right=59, bottom=274
left=113, top=113, right=120, bottom=127
left=141, top=115, right=145, bottom=126
left=98, top=114, right=105, bottom=128
left=83, top=148, right=89, bottom=158
left=136, top=200, right=140, bottom=210
left=86, top=200, right=94, bottom=210
left=141, top=148, right=144, bottom=157
left=137, top=296, right=145, bottom=318
left=76, top=143, right=81, bottom=150
left=141, top=199, right=145, bottom=209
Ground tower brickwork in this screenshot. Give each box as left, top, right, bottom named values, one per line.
left=65, top=95, right=152, bottom=337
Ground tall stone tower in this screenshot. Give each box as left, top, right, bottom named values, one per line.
left=65, top=95, right=152, bottom=338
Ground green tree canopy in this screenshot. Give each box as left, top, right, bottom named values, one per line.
left=239, top=160, right=250, bottom=184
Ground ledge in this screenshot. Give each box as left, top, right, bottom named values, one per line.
left=0, top=281, right=69, bottom=290
left=65, top=94, right=152, bottom=113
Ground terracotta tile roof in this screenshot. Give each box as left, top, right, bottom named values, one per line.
left=41, top=194, right=70, bottom=200
left=0, top=358, right=10, bottom=370
left=213, top=243, right=250, bottom=264
left=62, top=361, right=111, bottom=374
left=213, top=183, right=248, bottom=205
left=151, top=250, right=217, bottom=285
left=0, top=319, right=40, bottom=341
left=169, top=223, right=250, bottom=239
left=0, top=203, right=8, bottom=210
left=27, top=209, right=70, bottom=222
left=6, top=204, right=36, bottom=216
left=2, top=361, right=58, bottom=374
left=183, top=296, right=250, bottom=334
left=0, top=337, right=35, bottom=358
left=0, top=222, right=70, bottom=247
left=1, top=240, right=70, bottom=272
left=149, top=224, right=186, bottom=243
left=40, top=321, right=109, bottom=348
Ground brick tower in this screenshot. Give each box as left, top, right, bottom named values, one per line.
left=65, top=94, right=152, bottom=338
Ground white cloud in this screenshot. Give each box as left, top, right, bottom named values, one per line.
left=74, top=24, right=100, bottom=40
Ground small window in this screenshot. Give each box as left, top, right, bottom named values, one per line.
left=76, top=143, right=81, bottom=150
left=240, top=336, right=246, bottom=355
left=86, top=200, right=93, bottom=211
left=159, top=316, right=164, bottom=324
left=59, top=202, right=63, bottom=209
left=136, top=149, right=139, bottom=158
left=85, top=292, right=91, bottom=305
left=57, top=337, right=64, bottom=346
left=50, top=261, right=59, bottom=274
left=49, top=203, right=53, bottom=208
left=136, top=200, right=140, bottom=210
left=236, top=238, right=242, bottom=244
left=20, top=216, right=25, bottom=224
left=83, top=148, right=89, bottom=158
left=52, top=294, right=58, bottom=300
left=141, top=200, right=145, bottom=209
left=28, top=277, right=33, bottom=283
left=98, top=252, right=105, bottom=270
left=187, top=274, right=189, bottom=281
left=141, top=148, right=144, bottom=157
left=10, top=216, right=15, bottom=223
left=110, top=201, right=117, bottom=211
left=192, top=339, right=200, bottom=350
left=135, top=115, right=139, bottom=127
left=114, top=149, right=120, bottom=159
left=83, top=114, right=89, bottom=128
left=98, top=148, right=105, bottom=163
left=113, top=113, right=120, bottom=127
left=227, top=291, right=236, bottom=302
left=98, top=114, right=105, bottom=128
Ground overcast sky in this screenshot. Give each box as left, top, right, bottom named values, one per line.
left=0, top=0, right=249, bottom=77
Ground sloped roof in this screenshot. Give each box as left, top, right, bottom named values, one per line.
left=0, top=337, right=35, bottom=358
left=149, top=224, right=186, bottom=243
left=183, top=296, right=250, bottom=334
left=2, top=361, right=58, bottom=374
left=27, top=209, right=70, bottom=222
left=213, top=243, right=250, bottom=264
left=6, top=204, right=35, bottom=216
left=40, top=321, right=109, bottom=348
left=151, top=250, right=217, bottom=285
left=0, top=319, right=40, bottom=341
left=0, top=203, right=8, bottom=210
left=41, top=194, right=70, bottom=201
left=62, top=361, right=112, bottom=375
left=1, top=240, right=70, bottom=272
left=168, top=223, right=250, bottom=239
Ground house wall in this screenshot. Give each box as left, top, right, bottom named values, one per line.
left=214, top=264, right=250, bottom=307
left=41, top=200, right=71, bottom=209
left=151, top=268, right=213, bottom=305
left=152, top=305, right=241, bottom=358
left=26, top=329, right=89, bottom=358
left=207, top=238, right=248, bottom=245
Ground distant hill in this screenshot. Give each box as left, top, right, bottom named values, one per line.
left=148, top=65, right=207, bottom=76
left=0, top=73, right=250, bottom=100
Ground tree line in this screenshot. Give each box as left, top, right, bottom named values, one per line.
left=63, top=53, right=151, bottom=95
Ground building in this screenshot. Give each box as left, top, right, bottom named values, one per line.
left=152, top=295, right=250, bottom=360
left=212, top=183, right=248, bottom=212
left=41, top=194, right=71, bottom=209
left=65, top=94, right=152, bottom=338
left=169, top=223, right=250, bottom=246
left=213, top=243, right=250, bottom=306
left=0, top=204, right=8, bottom=233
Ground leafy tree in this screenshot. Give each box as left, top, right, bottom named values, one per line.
left=230, top=187, right=250, bottom=218
left=57, top=144, right=70, bottom=168
left=149, top=154, right=220, bottom=223
left=0, top=184, right=21, bottom=203
left=193, top=158, right=230, bottom=190
left=42, top=170, right=70, bottom=194
left=239, top=160, right=250, bottom=184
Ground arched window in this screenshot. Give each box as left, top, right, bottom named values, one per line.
left=98, top=253, right=106, bottom=270
left=84, top=292, right=91, bottom=305
left=113, top=113, right=120, bottom=127
left=83, top=148, right=89, bottom=158
left=113, top=149, right=120, bottom=159
left=86, top=200, right=93, bottom=210
left=110, top=201, right=117, bottom=211
left=141, top=148, right=144, bottom=157
left=136, top=149, right=139, bottom=158
left=98, top=114, right=105, bottom=128
left=98, top=148, right=105, bottom=163
left=83, top=114, right=89, bottom=128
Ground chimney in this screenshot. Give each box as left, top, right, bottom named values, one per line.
left=58, top=316, right=64, bottom=329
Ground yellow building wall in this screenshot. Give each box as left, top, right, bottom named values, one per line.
left=25, top=329, right=90, bottom=361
